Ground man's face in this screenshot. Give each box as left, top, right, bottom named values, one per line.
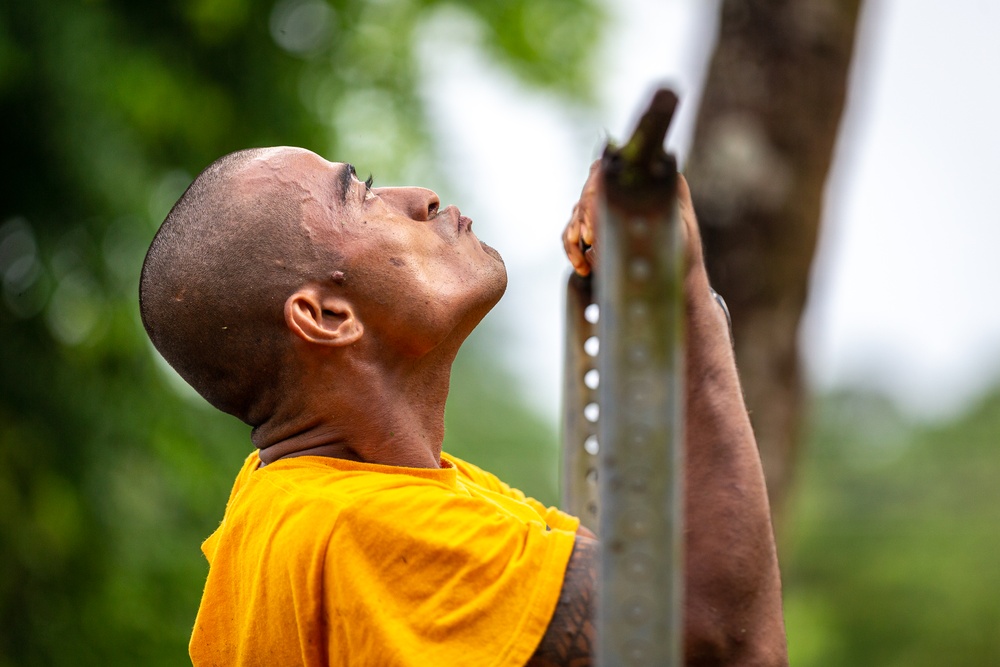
left=249, top=147, right=508, bottom=357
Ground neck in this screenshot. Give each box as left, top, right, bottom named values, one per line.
left=254, top=349, right=455, bottom=468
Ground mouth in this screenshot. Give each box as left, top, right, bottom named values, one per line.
left=440, top=205, right=472, bottom=236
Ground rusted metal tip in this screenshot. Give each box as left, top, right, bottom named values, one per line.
left=618, top=87, right=678, bottom=166
left=600, top=87, right=680, bottom=208
left=647, top=88, right=679, bottom=121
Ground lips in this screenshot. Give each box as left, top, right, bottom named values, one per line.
left=438, top=204, right=473, bottom=237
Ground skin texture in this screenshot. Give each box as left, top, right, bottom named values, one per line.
left=549, top=164, right=788, bottom=666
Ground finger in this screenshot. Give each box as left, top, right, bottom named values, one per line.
left=563, top=160, right=604, bottom=276
left=579, top=161, right=602, bottom=245
left=568, top=241, right=591, bottom=276
left=580, top=203, right=595, bottom=247
left=563, top=219, right=590, bottom=276
left=565, top=205, right=581, bottom=245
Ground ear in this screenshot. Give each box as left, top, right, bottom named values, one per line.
left=284, top=287, right=363, bottom=347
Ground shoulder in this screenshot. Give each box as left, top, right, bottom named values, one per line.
left=442, top=452, right=521, bottom=496
left=441, top=452, right=493, bottom=482
left=226, top=457, right=456, bottom=540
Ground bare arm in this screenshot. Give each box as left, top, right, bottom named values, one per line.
left=555, top=166, right=787, bottom=666
left=677, top=174, right=788, bottom=666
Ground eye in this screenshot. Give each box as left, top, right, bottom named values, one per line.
left=363, top=174, right=376, bottom=201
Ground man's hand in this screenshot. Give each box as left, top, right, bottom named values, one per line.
left=561, top=160, right=601, bottom=276
left=561, top=162, right=705, bottom=280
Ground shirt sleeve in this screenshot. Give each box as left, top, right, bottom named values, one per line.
left=446, top=454, right=581, bottom=533
left=324, top=484, right=577, bottom=667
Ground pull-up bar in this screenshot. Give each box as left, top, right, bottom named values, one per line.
left=562, top=89, right=685, bottom=666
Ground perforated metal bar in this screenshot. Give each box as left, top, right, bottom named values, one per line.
left=596, top=185, right=684, bottom=667
left=562, top=273, right=600, bottom=533
left=561, top=89, right=685, bottom=666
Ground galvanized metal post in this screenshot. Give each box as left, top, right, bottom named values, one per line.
left=562, top=272, right=600, bottom=533
left=561, top=89, right=685, bottom=666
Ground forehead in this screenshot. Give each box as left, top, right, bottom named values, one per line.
left=251, top=148, right=348, bottom=187
left=244, top=148, right=358, bottom=211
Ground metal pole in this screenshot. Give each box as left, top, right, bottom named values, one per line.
left=562, top=88, right=685, bottom=666
left=562, top=272, right=600, bottom=533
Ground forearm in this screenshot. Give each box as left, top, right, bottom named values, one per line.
left=682, top=256, right=788, bottom=666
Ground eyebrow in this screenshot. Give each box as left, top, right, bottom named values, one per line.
left=337, top=163, right=357, bottom=204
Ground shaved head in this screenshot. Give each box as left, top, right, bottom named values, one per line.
left=140, top=148, right=341, bottom=425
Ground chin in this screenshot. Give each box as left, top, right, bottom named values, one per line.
left=472, top=267, right=508, bottom=323
left=490, top=260, right=508, bottom=302
left=479, top=240, right=505, bottom=265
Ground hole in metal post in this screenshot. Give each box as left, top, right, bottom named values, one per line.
left=626, top=509, right=651, bottom=537
left=584, top=336, right=599, bottom=357
left=584, top=368, right=599, bottom=389
left=629, top=302, right=648, bottom=321
left=583, top=403, right=599, bottom=423
left=584, top=434, right=599, bottom=455
left=628, top=344, right=649, bottom=366
left=630, top=258, right=651, bottom=281
left=626, top=640, right=652, bottom=665
left=624, top=552, right=653, bottom=580
left=628, top=426, right=649, bottom=450
left=584, top=303, right=600, bottom=323
left=624, top=597, right=651, bottom=622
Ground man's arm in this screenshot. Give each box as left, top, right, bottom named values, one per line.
left=676, top=173, right=788, bottom=666
left=546, top=168, right=787, bottom=666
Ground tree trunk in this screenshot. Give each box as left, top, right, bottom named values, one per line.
left=686, top=0, right=864, bottom=532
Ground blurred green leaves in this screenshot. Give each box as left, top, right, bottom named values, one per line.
left=0, top=0, right=600, bottom=663
left=786, top=389, right=1000, bottom=666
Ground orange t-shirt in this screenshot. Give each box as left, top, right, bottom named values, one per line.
left=190, top=451, right=580, bottom=666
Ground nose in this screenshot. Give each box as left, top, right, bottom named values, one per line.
left=374, top=187, right=440, bottom=221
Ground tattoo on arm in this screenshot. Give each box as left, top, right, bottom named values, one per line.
left=527, top=536, right=598, bottom=667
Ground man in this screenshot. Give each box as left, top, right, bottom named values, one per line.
left=140, top=147, right=787, bottom=665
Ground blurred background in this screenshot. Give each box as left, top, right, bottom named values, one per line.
left=2, top=0, right=998, bottom=664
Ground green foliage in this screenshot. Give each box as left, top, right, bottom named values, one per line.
left=0, top=0, right=600, bottom=663
left=785, top=388, right=1000, bottom=666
